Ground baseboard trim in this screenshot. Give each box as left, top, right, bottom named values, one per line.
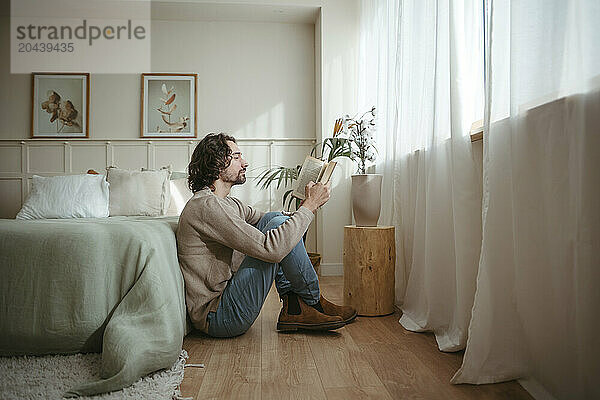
left=518, top=378, right=557, bottom=400
left=319, top=263, right=343, bottom=276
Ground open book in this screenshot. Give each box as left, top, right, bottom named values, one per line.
left=292, top=156, right=337, bottom=200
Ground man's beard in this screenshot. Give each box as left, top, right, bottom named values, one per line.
left=235, top=173, right=246, bottom=185
left=221, top=170, right=246, bottom=185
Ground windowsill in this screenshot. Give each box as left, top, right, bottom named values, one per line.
left=470, top=131, right=483, bottom=142
left=470, top=119, right=483, bottom=142
left=468, top=89, right=593, bottom=143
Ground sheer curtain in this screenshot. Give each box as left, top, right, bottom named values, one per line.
left=452, top=1, right=600, bottom=398
left=357, top=0, right=484, bottom=351
left=359, top=0, right=600, bottom=397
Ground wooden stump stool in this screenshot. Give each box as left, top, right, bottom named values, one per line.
left=343, top=225, right=395, bottom=316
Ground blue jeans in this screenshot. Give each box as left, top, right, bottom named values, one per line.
left=206, top=212, right=321, bottom=337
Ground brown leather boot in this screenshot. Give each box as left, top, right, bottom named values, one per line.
left=320, top=295, right=358, bottom=324
left=277, top=293, right=345, bottom=331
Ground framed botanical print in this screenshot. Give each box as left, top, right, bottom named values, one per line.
left=141, top=73, right=197, bottom=138
left=31, top=73, right=90, bottom=138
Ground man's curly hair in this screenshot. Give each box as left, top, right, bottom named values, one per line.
left=188, top=133, right=237, bottom=193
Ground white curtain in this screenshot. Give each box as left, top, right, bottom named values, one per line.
left=359, top=0, right=599, bottom=397
left=357, top=0, right=484, bottom=351
left=452, top=1, right=600, bottom=398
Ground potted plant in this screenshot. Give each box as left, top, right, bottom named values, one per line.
left=338, top=106, right=381, bottom=227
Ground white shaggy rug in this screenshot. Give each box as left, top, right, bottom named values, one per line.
left=0, top=350, right=190, bottom=400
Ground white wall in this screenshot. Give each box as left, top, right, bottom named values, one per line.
left=316, top=0, right=359, bottom=275
left=152, top=20, right=316, bottom=139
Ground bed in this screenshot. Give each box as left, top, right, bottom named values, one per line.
left=0, top=215, right=187, bottom=396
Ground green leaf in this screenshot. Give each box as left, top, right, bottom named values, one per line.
left=311, top=137, right=355, bottom=163
left=254, top=165, right=299, bottom=191
left=283, top=189, right=294, bottom=210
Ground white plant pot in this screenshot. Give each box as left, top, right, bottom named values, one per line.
left=351, top=174, right=383, bottom=227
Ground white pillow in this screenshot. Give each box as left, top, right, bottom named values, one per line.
left=16, top=174, right=110, bottom=220
left=166, top=177, right=194, bottom=216
left=107, top=167, right=171, bottom=216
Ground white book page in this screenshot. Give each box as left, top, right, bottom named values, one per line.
left=318, top=161, right=336, bottom=184
left=292, top=156, right=324, bottom=200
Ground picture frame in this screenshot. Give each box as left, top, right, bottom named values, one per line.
left=31, top=73, right=90, bottom=138
left=141, top=73, right=197, bottom=138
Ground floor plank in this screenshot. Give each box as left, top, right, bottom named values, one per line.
left=324, top=386, right=394, bottom=400
left=260, top=283, right=327, bottom=400
left=307, top=328, right=387, bottom=390
left=180, top=276, right=533, bottom=400
left=195, top=318, right=262, bottom=399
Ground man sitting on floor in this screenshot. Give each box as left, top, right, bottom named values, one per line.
left=176, top=133, right=357, bottom=337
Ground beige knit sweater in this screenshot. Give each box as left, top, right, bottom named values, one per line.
left=176, top=188, right=314, bottom=332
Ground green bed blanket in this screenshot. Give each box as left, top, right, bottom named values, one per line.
left=0, top=216, right=187, bottom=396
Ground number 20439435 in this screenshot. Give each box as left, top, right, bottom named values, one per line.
left=18, top=42, right=74, bottom=52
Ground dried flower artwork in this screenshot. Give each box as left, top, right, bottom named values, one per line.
left=141, top=74, right=197, bottom=138
left=155, top=84, right=189, bottom=133
left=40, top=91, right=81, bottom=133
left=31, top=73, right=89, bottom=138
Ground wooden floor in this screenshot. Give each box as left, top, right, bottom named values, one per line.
left=180, top=276, right=533, bottom=400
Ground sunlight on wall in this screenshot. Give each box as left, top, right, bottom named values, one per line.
left=234, top=102, right=285, bottom=138
left=167, top=179, right=193, bottom=216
